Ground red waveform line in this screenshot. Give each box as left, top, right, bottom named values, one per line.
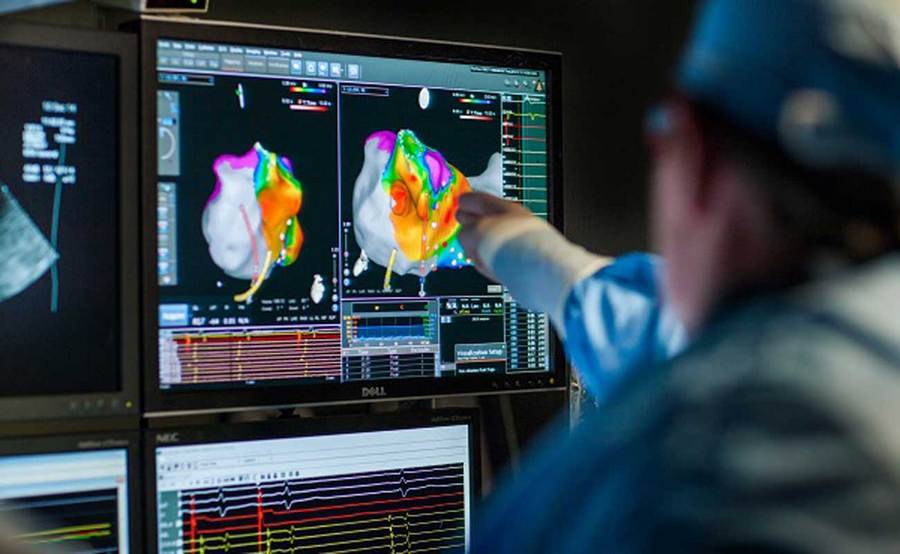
left=176, top=331, right=341, bottom=345
left=502, top=123, right=544, bottom=130
left=196, top=498, right=464, bottom=536
left=190, top=496, right=197, bottom=552
left=256, top=488, right=263, bottom=551
left=175, top=330, right=343, bottom=382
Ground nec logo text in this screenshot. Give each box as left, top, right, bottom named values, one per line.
left=156, top=432, right=180, bottom=444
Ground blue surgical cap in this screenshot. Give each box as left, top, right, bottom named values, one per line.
left=678, top=0, right=900, bottom=180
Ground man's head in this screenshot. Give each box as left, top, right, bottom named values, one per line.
left=651, top=0, right=900, bottom=332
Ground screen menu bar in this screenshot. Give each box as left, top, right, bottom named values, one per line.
left=157, top=39, right=548, bottom=94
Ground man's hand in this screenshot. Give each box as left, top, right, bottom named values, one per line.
left=457, top=192, right=536, bottom=280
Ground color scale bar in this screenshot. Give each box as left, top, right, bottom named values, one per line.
left=459, top=114, right=494, bottom=121
left=290, top=86, right=327, bottom=94
left=290, top=104, right=330, bottom=112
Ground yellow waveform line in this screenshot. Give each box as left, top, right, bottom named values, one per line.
left=191, top=506, right=462, bottom=547
left=409, top=532, right=465, bottom=548
left=25, top=530, right=112, bottom=545
left=319, top=539, right=403, bottom=554
left=394, top=543, right=465, bottom=554
left=271, top=531, right=396, bottom=553
left=28, top=531, right=111, bottom=545
left=188, top=513, right=403, bottom=548
left=408, top=516, right=464, bottom=528
left=17, top=523, right=111, bottom=540
left=194, top=524, right=395, bottom=552
left=187, top=508, right=465, bottom=553
left=406, top=507, right=464, bottom=519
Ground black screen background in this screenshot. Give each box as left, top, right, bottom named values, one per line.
left=160, top=75, right=340, bottom=321
left=0, top=45, right=119, bottom=397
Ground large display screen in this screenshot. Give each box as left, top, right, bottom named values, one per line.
left=0, top=445, right=133, bottom=553
left=144, top=21, right=562, bottom=410
left=0, top=43, right=119, bottom=397
left=148, top=416, right=475, bottom=554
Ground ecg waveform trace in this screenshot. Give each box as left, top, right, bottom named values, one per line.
left=346, top=316, right=433, bottom=344
left=177, top=463, right=465, bottom=554
left=160, top=328, right=342, bottom=386
left=5, top=489, right=120, bottom=554
left=501, top=94, right=548, bottom=219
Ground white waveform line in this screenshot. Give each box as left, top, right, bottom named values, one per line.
left=186, top=473, right=463, bottom=508
left=187, top=481, right=464, bottom=517
left=180, top=464, right=463, bottom=496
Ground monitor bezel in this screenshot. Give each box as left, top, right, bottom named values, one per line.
left=0, top=431, right=141, bottom=553
left=143, top=409, right=482, bottom=553
left=0, top=22, right=140, bottom=422
left=139, top=18, right=567, bottom=415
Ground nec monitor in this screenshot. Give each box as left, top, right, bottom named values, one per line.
left=145, top=410, right=479, bottom=554
left=140, top=18, right=565, bottom=414
left=0, top=432, right=139, bottom=553
left=0, top=23, right=139, bottom=421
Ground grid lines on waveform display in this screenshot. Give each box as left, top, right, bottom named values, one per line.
left=173, top=464, right=465, bottom=554
left=159, top=327, right=342, bottom=387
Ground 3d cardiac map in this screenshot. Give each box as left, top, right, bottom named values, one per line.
left=202, top=142, right=304, bottom=303
left=353, top=130, right=501, bottom=293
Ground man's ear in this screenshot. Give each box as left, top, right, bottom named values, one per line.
left=670, top=100, right=718, bottom=213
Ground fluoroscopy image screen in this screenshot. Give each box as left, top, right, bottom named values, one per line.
left=153, top=424, right=472, bottom=554
left=0, top=448, right=131, bottom=553
left=155, top=37, right=551, bottom=391
left=0, top=44, right=119, bottom=396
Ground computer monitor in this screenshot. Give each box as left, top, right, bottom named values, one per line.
left=140, top=18, right=565, bottom=414
left=0, top=432, right=139, bottom=553
left=0, top=23, right=140, bottom=421
left=145, top=410, right=479, bottom=554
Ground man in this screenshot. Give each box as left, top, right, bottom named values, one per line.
left=460, top=0, right=900, bottom=551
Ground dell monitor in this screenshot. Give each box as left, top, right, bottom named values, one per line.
left=0, top=432, right=139, bottom=553
left=0, top=23, right=139, bottom=421
left=141, top=18, right=564, bottom=414
left=145, top=410, right=479, bottom=554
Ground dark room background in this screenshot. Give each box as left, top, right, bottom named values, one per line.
left=3, top=0, right=698, bottom=481
left=9, top=0, right=697, bottom=254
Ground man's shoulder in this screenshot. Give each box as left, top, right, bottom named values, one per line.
left=669, top=255, right=900, bottom=401
left=635, top=257, right=900, bottom=551
left=658, top=256, right=900, bottom=485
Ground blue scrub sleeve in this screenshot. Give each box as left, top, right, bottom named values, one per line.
left=563, top=253, right=687, bottom=401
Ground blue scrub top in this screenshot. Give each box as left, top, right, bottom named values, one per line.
left=563, top=253, right=687, bottom=401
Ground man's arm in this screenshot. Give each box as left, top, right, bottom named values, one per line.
left=458, top=192, right=686, bottom=399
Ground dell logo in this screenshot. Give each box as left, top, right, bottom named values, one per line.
left=362, top=386, right=387, bottom=398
